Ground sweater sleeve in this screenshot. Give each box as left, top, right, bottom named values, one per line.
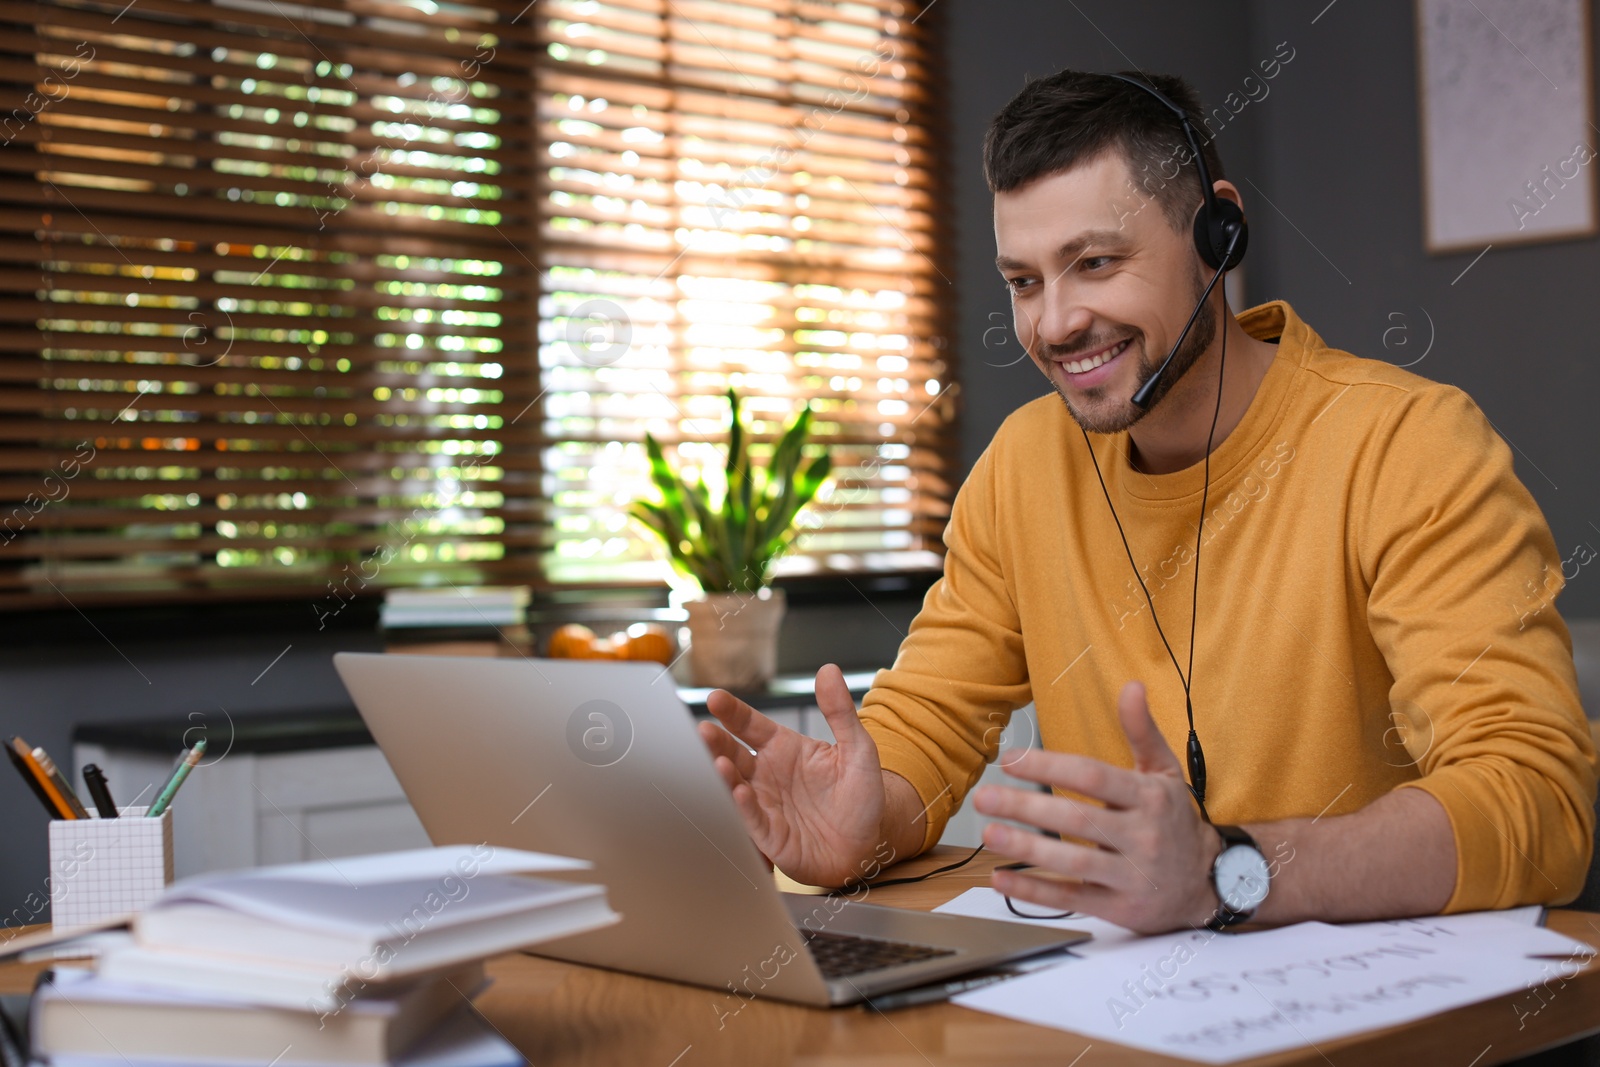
left=858, top=440, right=1033, bottom=853
left=1361, top=385, right=1597, bottom=911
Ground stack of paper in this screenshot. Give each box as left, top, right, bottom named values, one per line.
left=936, top=889, right=1594, bottom=1063
left=32, top=846, right=617, bottom=1067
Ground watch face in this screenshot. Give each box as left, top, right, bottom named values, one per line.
left=1215, top=844, right=1271, bottom=912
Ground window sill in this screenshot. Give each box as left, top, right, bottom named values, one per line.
left=0, top=570, right=941, bottom=648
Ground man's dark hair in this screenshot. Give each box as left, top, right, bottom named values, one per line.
left=982, top=70, right=1226, bottom=234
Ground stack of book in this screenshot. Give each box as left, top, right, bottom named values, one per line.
left=380, top=588, right=529, bottom=631
left=31, top=846, right=617, bottom=1067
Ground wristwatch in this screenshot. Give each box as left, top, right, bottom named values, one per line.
left=1205, top=824, right=1270, bottom=931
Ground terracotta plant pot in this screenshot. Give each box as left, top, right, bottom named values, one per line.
left=683, top=587, right=786, bottom=690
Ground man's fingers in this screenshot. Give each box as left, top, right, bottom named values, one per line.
left=697, top=719, right=756, bottom=779
left=706, top=687, right=782, bottom=751
left=813, top=664, right=878, bottom=767
left=711, top=752, right=750, bottom=793
left=812, top=663, right=858, bottom=730
left=727, top=780, right=772, bottom=843
left=991, top=865, right=1114, bottom=917
left=972, top=783, right=1123, bottom=849
left=1118, top=680, right=1184, bottom=777
left=1000, top=749, right=1142, bottom=809
left=981, top=823, right=1126, bottom=890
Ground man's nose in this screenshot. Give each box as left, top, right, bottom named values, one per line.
left=1034, top=274, right=1093, bottom=352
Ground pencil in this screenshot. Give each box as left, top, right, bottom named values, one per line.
left=147, top=738, right=206, bottom=817
left=31, top=746, right=90, bottom=820
left=4, top=739, right=60, bottom=818
left=7, top=738, right=78, bottom=820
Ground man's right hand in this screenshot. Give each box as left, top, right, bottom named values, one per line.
left=697, top=663, right=926, bottom=888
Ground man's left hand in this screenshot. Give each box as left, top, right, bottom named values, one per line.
left=972, top=680, right=1224, bottom=934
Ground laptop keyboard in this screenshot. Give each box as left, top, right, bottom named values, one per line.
left=801, top=929, right=957, bottom=979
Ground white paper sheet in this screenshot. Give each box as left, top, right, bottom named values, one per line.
left=935, top=889, right=1570, bottom=958
left=1344, top=910, right=1590, bottom=959
left=954, top=918, right=1583, bottom=1063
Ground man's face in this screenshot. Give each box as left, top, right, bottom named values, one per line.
left=994, top=152, right=1213, bottom=434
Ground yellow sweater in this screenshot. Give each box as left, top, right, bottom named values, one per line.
left=860, top=300, right=1597, bottom=912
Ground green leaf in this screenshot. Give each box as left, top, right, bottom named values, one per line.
left=682, top=471, right=736, bottom=593
left=641, top=432, right=690, bottom=530
left=791, top=451, right=832, bottom=514
left=758, top=465, right=795, bottom=554
left=724, top=387, right=744, bottom=487
left=753, top=404, right=810, bottom=546
left=629, top=501, right=698, bottom=580
left=764, top=449, right=832, bottom=573
left=767, top=404, right=812, bottom=495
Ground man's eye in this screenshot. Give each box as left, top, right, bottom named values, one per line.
left=1082, top=256, right=1114, bottom=271
left=1005, top=276, right=1035, bottom=293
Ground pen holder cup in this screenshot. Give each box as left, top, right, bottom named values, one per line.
left=49, top=807, right=173, bottom=934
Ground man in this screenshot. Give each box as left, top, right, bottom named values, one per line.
left=698, top=70, right=1597, bottom=934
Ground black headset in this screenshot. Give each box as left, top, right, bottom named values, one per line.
left=1105, top=72, right=1248, bottom=274
left=1105, top=73, right=1248, bottom=411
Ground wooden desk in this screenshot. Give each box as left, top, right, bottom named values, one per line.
left=5, top=849, right=1600, bottom=1066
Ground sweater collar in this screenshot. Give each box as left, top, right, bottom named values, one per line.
left=1107, top=299, right=1311, bottom=504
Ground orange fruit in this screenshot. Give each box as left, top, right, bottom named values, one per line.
left=547, top=623, right=596, bottom=659
left=625, top=625, right=674, bottom=665
left=592, top=633, right=629, bottom=660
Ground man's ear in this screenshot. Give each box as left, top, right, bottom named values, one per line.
left=1212, top=179, right=1245, bottom=220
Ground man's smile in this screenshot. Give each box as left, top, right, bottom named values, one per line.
left=1053, top=337, right=1132, bottom=375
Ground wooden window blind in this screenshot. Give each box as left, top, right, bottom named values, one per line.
left=0, top=0, right=954, bottom=610
left=536, top=0, right=955, bottom=586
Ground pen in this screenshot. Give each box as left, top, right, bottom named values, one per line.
left=81, top=763, right=119, bottom=818
left=4, top=738, right=61, bottom=818
left=6, top=738, right=77, bottom=820
left=31, top=746, right=90, bottom=820
left=861, top=969, right=1020, bottom=1012
left=147, top=738, right=205, bottom=817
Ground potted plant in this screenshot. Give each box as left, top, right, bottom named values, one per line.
left=629, top=388, right=832, bottom=689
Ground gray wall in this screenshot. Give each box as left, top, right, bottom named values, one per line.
left=1241, top=0, right=1600, bottom=619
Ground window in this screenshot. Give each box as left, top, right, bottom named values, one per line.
left=0, top=0, right=953, bottom=610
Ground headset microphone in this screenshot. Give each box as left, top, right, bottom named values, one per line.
left=1129, top=236, right=1237, bottom=411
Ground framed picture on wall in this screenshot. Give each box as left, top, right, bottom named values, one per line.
left=1415, top=0, right=1596, bottom=253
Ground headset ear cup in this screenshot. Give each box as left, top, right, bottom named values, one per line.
left=1194, top=199, right=1248, bottom=271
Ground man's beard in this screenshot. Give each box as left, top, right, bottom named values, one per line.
left=1047, top=274, right=1217, bottom=435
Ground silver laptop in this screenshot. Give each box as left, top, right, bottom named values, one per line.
left=333, top=652, right=1086, bottom=1006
